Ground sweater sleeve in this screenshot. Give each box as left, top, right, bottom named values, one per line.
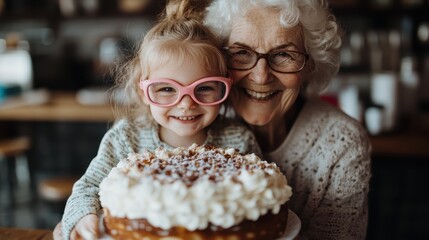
left=302, top=125, right=372, bottom=240
left=304, top=152, right=371, bottom=239
left=61, top=120, right=137, bottom=239
left=265, top=98, right=372, bottom=240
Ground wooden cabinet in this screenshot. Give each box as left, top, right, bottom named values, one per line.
left=329, top=0, right=429, bottom=73
left=0, top=0, right=166, bottom=21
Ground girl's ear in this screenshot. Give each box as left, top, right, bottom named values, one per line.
left=137, top=79, right=150, bottom=105
left=140, top=90, right=150, bottom=106
left=142, top=95, right=150, bottom=105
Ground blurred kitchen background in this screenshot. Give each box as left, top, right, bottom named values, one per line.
left=0, top=0, right=428, bottom=239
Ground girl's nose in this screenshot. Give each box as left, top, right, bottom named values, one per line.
left=250, top=58, right=271, bottom=84
left=176, top=95, right=197, bottom=109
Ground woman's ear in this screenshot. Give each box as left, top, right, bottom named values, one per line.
left=301, top=57, right=314, bottom=79
left=298, top=57, right=314, bottom=93
left=306, top=57, right=316, bottom=73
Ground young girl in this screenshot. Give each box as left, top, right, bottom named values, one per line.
left=56, top=0, right=261, bottom=239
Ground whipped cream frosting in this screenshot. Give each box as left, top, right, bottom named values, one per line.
left=99, top=144, right=292, bottom=231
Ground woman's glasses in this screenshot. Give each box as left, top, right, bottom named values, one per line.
left=223, top=46, right=309, bottom=73
left=140, top=77, right=232, bottom=107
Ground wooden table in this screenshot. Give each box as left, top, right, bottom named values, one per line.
left=0, top=227, right=53, bottom=240
left=0, top=91, right=114, bottom=122
left=371, top=128, right=429, bottom=158
left=369, top=113, right=429, bottom=158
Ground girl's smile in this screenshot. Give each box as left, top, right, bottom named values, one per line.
left=143, top=58, right=222, bottom=147
left=170, top=114, right=202, bottom=122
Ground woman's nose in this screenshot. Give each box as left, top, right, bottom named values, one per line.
left=250, top=58, right=271, bottom=84
left=177, top=95, right=197, bottom=109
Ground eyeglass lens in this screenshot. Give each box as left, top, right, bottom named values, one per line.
left=225, top=47, right=307, bottom=73
left=147, top=81, right=228, bottom=105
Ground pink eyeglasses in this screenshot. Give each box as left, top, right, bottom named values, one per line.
left=140, top=77, right=232, bottom=107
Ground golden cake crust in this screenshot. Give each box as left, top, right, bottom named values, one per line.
left=103, top=204, right=288, bottom=240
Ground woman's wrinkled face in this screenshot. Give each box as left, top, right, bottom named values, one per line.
left=227, top=7, right=306, bottom=126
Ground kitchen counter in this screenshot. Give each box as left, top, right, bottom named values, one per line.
left=0, top=91, right=428, bottom=157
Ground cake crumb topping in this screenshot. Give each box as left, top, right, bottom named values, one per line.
left=120, top=144, right=276, bottom=186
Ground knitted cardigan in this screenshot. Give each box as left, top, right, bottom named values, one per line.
left=266, top=97, right=372, bottom=240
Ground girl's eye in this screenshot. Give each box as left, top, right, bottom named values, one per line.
left=196, top=86, right=214, bottom=92
left=196, top=81, right=221, bottom=92
left=150, top=83, right=177, bottom=93
left=158, top=87, right=175, bottom=92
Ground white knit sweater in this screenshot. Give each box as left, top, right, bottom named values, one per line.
left=266, top=97, right=372, bottom=240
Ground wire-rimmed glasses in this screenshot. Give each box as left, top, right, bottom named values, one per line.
left=139, top=77, right=232, bottom=107
left=223, top=46, right=309, bottom=73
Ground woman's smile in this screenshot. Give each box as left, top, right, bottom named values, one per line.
left=238, top=81, right=284, bottom=101
left=243, top=88, right=281, bottom=100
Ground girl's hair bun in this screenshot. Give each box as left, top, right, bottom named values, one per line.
left=164, top=0, right=211, bottom=22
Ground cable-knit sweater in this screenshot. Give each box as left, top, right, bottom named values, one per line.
left=265, top=97, right=372, bottom=240
left=60, top=118, right=261, bottom=239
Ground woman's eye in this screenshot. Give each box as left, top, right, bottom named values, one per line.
left=228, top=47, right=252, bottom=56
left=233, top=49, right=251, bottom=56
left=274, top=51, right=293, bottom=59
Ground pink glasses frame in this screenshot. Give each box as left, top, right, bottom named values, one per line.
left=139, top=76, right=232, bottom=107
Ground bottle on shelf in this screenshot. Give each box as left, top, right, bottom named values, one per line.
left=399, top=56, right=420, bottom=119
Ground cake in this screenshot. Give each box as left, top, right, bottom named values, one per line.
left=99, top=144, right=292, bottom=240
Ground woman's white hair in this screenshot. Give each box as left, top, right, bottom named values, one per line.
left=204, top=0, right=342, bottom=94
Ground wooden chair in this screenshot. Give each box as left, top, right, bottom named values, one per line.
left=37, top=176, right=79, bottom=202
left=36, top=175, right=80, bottom=228
left=0, top=136, right=31, bottom=206
left=0, top=137, right=30, bottom=157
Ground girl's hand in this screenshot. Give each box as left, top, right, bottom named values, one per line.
left=70, top=214, right=99, bottom=240
left=53, top=221, right=63, bottom=240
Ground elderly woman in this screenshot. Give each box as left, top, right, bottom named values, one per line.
left=204, top=0, right=371, bottom=239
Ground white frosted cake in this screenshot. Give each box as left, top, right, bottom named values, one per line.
left=99, top=144, right=292, bottom=240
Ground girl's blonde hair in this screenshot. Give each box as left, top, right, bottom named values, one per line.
left=110, top=0, right=227, bottom=126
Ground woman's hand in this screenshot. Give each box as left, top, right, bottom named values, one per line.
left=70, top=214, right=99, bottom=240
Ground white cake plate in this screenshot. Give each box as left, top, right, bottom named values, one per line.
left=277, top=210, right=301, bottom=240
